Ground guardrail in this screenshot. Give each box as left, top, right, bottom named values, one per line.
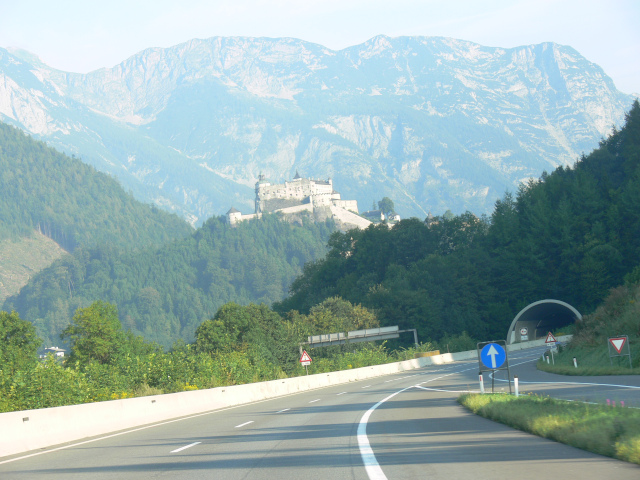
left=307, top=326, right=400, bottom=347
left=0, top=335, right=570, bottom=458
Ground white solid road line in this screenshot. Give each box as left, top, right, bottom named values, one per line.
left=358, top=364, right=479, bottom=480
left=170, top=442, right=201, bottom=453
left=415, top=386, right=475, bottom=394
left=358, top=387, right=411, bottom=480
left=235, top=421, right=254, bottom=428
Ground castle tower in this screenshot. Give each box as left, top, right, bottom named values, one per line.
left=226, top=207, right=242, bottom=225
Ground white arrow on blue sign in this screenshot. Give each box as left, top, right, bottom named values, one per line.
left=480, top=343, right=506, bottom=369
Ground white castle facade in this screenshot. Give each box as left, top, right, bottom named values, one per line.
left=226, top=173, right=371, bottom=230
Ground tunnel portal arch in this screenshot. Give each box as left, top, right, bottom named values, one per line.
left=506, top=299, right=582, bottom=344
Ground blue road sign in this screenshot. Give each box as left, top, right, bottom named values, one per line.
left=480, top=343, right=506, bottom=369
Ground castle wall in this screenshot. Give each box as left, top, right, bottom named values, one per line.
left=275, top=203, right=314, bottom=215
left=256, top=177, right=333, bottom=213
left=330, top=205, right=372, bottom=230
left=242, top=175, right=366, bottom=230
left=333, top=199, right=358, bottom=213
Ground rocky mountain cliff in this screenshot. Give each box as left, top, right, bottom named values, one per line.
left=0, top=36, right=634, bottom=222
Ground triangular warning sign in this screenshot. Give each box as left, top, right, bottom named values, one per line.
left=300, top=350, right=312, bottom=362
left=545, top=332, right=557, bottom=343
left=609, top=337, right=627, bottom=354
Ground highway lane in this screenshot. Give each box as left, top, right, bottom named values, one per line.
left=1, top=349, right=639, bottom=479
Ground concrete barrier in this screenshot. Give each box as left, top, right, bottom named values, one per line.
left=507, top=335, right=572, bottom=352
left=0, top=337, right=563, bottom=458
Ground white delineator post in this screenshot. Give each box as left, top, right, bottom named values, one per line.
left=479, top=373, right=485, bottom=394
left=514, top=376, right=519, bottom=397
left=573, top=357, right=578, bottom=368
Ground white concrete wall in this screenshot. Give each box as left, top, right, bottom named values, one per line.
left=275, top=203, right=314, bottom=215
left=0, top=338, right=566, bottom=458
left=506, top=335, right=571, bottom=352
left=330, top=205, right=372, bottom=230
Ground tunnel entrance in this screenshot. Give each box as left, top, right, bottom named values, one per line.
left=506, top=299, right=582, bottom=344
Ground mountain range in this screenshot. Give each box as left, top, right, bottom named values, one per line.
left=0, top=35, right=635, bottom=223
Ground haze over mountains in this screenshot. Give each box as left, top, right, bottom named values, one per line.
left=0, top=35, right=635, bottom=223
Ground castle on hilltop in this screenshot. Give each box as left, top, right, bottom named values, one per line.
left=226, top=172, right=371, bottom=230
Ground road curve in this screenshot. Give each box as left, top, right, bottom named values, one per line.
left=1, top=347, right=639, bottom=479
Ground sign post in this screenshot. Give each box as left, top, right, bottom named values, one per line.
left=608, top=336, right=632, bottom=368
left=545, top=332, right=557, bottom=365
left=299, top=350, right=312, bottom=375
left=477, top=340, right=511, bottom=393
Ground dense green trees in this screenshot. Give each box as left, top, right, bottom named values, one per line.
left=0, top=298, right=415, bottom=412
left=0, top=311, right=40, bottom=377
left=195, top=302, right=298, bottom=370
left=4, top=214, right=334, bottom=347
left=0, top=122, right=192, bottom=250
left=61, top=301, right=124, bottom=365
left=377, top=197, right=395, bottom=218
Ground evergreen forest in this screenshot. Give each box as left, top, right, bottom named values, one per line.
left=0, top=122, right=192, bottom=251
left=4, top=214, right=334, bottom=346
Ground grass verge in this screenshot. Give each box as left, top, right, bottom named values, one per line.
left=536, top=342, right=640, bottom=376
left=458, top=393, right=640, bottom=464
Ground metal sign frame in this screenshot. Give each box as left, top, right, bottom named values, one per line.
left=608, top=335, right=632, bottom=368
left=477, top=340, right=512, bottom=393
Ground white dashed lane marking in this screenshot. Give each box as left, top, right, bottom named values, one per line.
left=235, top=421, right=254, bottom=428
left=171, top=442, right=201, bottom=453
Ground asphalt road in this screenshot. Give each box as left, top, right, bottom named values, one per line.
left=1, top=346, right=639, bottom=479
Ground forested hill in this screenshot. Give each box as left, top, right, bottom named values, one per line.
left=275, top=100, right=640, bottom=344
left=0, top=122, right=192, bottom=251
left=4, top=214, right=334, bottom=347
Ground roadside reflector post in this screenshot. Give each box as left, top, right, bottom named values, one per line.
left=479, top=373, right=485, bottom=394
left=573, top=357, right=578, bottom=368
left=545, top=355, right=549, bottom=364
left=514, top=376, right=519, bottom=397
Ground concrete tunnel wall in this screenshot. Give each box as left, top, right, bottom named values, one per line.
left=506, top=299, right=582, bottom=344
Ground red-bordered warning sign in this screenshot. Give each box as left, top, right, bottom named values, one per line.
left=300, top=350, right=312, bottom=364
left=545, top=332, right=557, bottom=344
left=609, top=337, right=627, bottom=354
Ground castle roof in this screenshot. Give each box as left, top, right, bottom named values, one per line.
left=226, top=207, right=240, bottom=214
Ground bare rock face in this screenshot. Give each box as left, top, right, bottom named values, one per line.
left=0, top=37, right=634, bottom=223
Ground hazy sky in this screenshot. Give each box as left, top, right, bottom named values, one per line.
left=1, top=0, right=638, bottom=94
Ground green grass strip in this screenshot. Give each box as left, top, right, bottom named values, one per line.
left=537, top=360, right=640, bottom=376
left=535, top=342, right=640, bottom=376
left=458, top=393, right=640, bottom=464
